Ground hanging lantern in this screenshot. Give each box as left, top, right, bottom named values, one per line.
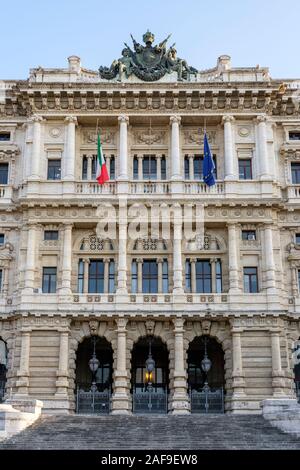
left=89, top=353, right=100, bottom=373
left=201, top=337, right=212, bottom=373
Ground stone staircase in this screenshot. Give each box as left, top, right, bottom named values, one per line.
left=0, top=414, right=299, bottom=450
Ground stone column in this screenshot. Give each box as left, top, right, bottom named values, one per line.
left=64, top=116, right=77, bottom=180
left=227, top=223, right=240, bottom=293
left=157, top=257, right=163, bottom=293
left=55, top=330, right=70, bottom=398
left=210, top=258, right=217, bottom=293
left=104, top=258, right=110, bottom=294
left=2, top=266, right=9, bottom=296
left=29, top=115, right=43, bottom=180
left=118, top=115, right=129, bottom=180
left=190, top=258, right=196, bottom=293
left=117, top=199, right=128, bottom=294
left=16, top=330, right=31, bottom=396
left=271, top=331, right=285, bottom=396
left=170, top=116, right=182, bottom=180
left=111, top=318, right=131, bottom=414
left=264, top=225, right=276, bottom=293
left=171, top=317, right=190, bottom=414
left=60, top=224, right=73, bottom=295
left=83, top=259, right=90, bottom=293
left=156, top=154, right=162, bottom=180
left=188, top=154, right=194, bottom=180
left=231, top=330, right=246, bottom=397
left=173, top=205, right=183, bottom=293
left=24, top=224, right=38, bottom=292
left=87, top=155, right=93, bottom=180
left=256, top=115, right=271, bottom=180
left=137, top=154, right=143, bottom=180
left=291, top=263, right=299, bottom=296
left=222, top=115, right=236, bottom=180
left=137, top=258, right=143, bottom=294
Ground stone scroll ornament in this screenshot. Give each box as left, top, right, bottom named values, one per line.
left=99, top=31, right=198, bottom=82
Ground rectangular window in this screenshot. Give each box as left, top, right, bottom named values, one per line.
left=296, top=234, right=300, bottom=244
left=0, top=234, right=4, bottom=245
left=193, top=155, right=217, bottom=180
left=242, top=230, right=256, bottom=241
left=185, top=260, right=191, bottom=292
left=42, top=267, right=57, bottom=293
left=161, top=156, right=166, bottom=180
left=298, top=270, right=300, bottom=291
left=196, top=260, right=212, bottom=293
left=291, top=163, right=300, bottom=184
left=243, top=267, right=258, bottom=293
left=0, top=132, right=10, bottom=141
left=162, top=259, right=168, bottom=293
left=142, top=259, right=158, bottom=293
left=82, top=156, right=88, bottom=180
left=0, top=163, right=8, bottom=184
left=0, top=269, right=2, bottom=292
left=239, top=159, right=252, bottom=180
left=131, top=260, right=137, bottom=293
left=47, top=159, right=61, bottom=180
left=289, top=131, right=300, bottom=141
left=109, top=260, right=115, bottom=293
left=143, top=155, right=157, bottom=180
left=44, top=230, right=59, bottom=241
left=216, top=259, right=222, bottom=293
left=110, top=156, right=115, bottom=180
left=77, top=259, right=84, bottom=294
left=91, top=156, right=97, bottom=180
left=184, top=156, right=189, bottom=179
left=133, top=157, right=138, bottom=180
left=88, top=260, right=104, bottom=293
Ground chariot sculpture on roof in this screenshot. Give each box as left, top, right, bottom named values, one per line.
left=99, top=30, right=198, bottom=82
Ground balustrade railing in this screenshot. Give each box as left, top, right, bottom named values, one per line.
left=76, top=181, right=116, bottom=195
left=184, top=181, right=224, bottom=195
left=130, top=181, right=170, bottom=194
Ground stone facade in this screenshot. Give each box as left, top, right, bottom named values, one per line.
left=0, top=40, right=300, bottom=416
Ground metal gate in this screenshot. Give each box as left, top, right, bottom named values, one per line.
left=133, top=389, right=168, bottom=414
left=296, top=381, right=300, bottom=403
left=190, top=387, right=224, bottom=413
left=76, top=387, right=111, bottom=414
left=0, top=380, right=5, bottom=403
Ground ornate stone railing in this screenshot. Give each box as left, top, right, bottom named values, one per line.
left=184, top=181, right=224, bottom=195
left=76, top=181, right=116, bottom=195
left=288, top=185, right=300, bottom=199
left=130, top=181, right=170, bottom=194
left=0, top=185, right=12, bottom=200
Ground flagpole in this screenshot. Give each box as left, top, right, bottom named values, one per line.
left=96, top=118, right=99, bottom=137
left=204, top=117, right=207, bottom=134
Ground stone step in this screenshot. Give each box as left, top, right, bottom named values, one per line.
left=1, top=414, right=300, bottom=450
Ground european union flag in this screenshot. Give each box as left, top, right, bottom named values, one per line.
left=203, top=132, right=215, bottom=186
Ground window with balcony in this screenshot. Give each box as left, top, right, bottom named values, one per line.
left=289, top=131, right=300, bottom=141
left=0, top=133, right=10, bottom=141
left=142, top=259, right=158, bottom=293
left=110, top=156, right=115, bottom=180
left=0, top=163, right=8, bottom=185
left=184, top=155, right=217, bottom=180
left=291, top=162, right=300, bottom=184
left=142, top=155, right=157, bottom=180
left=87, top=259, right=115, bottom=294
left=185, top=258, right=222, bottom=293
left=44, top=230, right=59, bottom=241
left=42, top=267, right=57, bottom=293
left=0, top=234, right=4, bottom=245
left=47, top=159, right=61, bottom=180
left=131, top=258, right=168, bottom=294
left=239, top=159, right=252, bottom=180
left=242, top=230, right=256, bottom=241
left=243, top=267, right=258, bottom=293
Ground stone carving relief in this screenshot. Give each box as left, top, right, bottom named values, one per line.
left=183, top=129, right=216, bottom=146
left=82, top=129, right=115, bottom=145
left=133, top=129, right=166, bottom=146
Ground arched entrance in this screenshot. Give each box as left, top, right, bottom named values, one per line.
left=0, top=338, right=7, bottom=403
left=293, top=338, right=300, bottom=402
left=188, top=336, right=225, bottom=413
left=131, top=336, right=169, bottom=414
left=75, top=336, right=113, bottom=414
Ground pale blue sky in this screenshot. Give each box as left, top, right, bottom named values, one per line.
left=2, top=0, right=299, bottom=79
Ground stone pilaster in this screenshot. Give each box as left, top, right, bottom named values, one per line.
left=55, top=330, right=70, bottom=398
left=270, top=330, right=285, bottom=397
left=15, top=331, right=31, bottom=396
left=59, top=224, right=73, bottom=296
left=117, top=199, right=128, bottom=294
left=118, top=115, right=129, bottom=180
left=171, top=317, right=190, bottom=414
left=222, top=115, right=236, bottom=180
left=173, top=204, right=183, bottom=293
left=64, top=116, right=77, bottom=180
left=227, top=223, right=240, bottom=293
left=28, top=115, right=43, bottom=180
left=256, top=115, right=271, bottom=180
left=23, top=224, right=38, bottom=293
left=111, top=318, right=131, bottom=414
left=264, top=225, right=276, bottom=294
left=170, top=115, right=182, bottom=180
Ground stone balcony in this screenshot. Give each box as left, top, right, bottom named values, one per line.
left=0, top=185, right=13, bottom=204
left=287, top=185, right=300, bottom=203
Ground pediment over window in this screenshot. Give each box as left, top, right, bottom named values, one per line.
left=184, top=232, right=226, bottom=252
left=78, top=234, right=115, bottom=251
left=131, top=237, right=170, bottom=252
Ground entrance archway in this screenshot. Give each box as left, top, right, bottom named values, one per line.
left=293, top=338, right=300, bottom=402
left=131, top=336, right=169, bottom=414
left=0, top=338, right=7, bottom=403
left=75, top=336, right=113, bottom=414
left=188, top=335, right=225, bottom=413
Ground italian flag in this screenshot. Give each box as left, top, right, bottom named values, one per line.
left=96, top=133, right=109, bottom=184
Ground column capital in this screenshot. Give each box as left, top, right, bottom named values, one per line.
left=190, top=257, right=197, bottom=264
left=222, top=114, right=235, bottom=124
left=226, top=221, right=237, bottom=228
left=210, top=257, right=218, bottom=264
left=30, top=114, right=44, bottom=123
left=115, top=317, right=128, bottom=331
left=103, top=257, right=111, bottom=264
left=170, top=115, right=181, bottom=125
left=63, top=222, right=74, bottom=230
left=136, top=257, right=144, bottom=264
left=188, top=153, right=194, bottom=159
left=255, top=114, right=268, bottom=124
left=172, top=316, right=185, bottom=331
left=118, top=114, right=129, bottom=124
left=65, top=115, right=78, bottom=125
left=156, top=257, right=164, bottom=264
left=83, top=258, right=90, bottom=264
